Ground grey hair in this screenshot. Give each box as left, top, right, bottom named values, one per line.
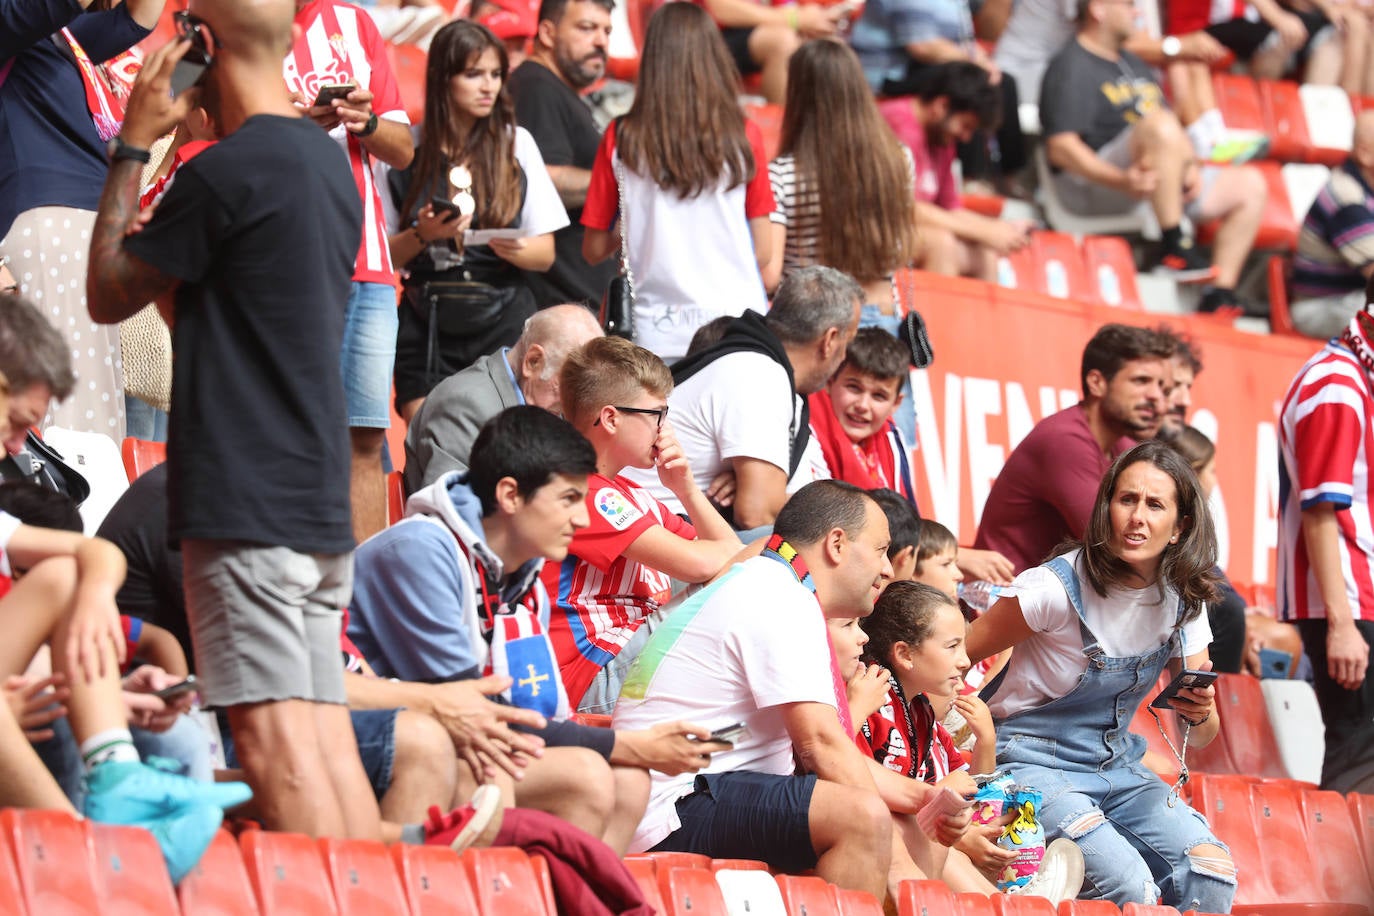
left=0, top=297, right=74, bottom=400
left=766, top=265, right=863, bottom=345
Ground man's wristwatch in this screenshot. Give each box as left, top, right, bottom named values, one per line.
left=357, top=112, right=380, bottom=138
left=107, top=136, right=152, bottom=165
left=1161, top=35, right=1182, bottom=59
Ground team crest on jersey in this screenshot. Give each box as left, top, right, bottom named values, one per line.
left=595, top=487, right=641, bottom=531
left=329, top=32, right=349, bottom=58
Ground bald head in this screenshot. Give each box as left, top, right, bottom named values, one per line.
left=510, top=305, right=604, bottom=411
left=191, top=0, right=295, bottom=62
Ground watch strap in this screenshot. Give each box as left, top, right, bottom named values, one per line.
left=109, top=137, right=152, bottom=164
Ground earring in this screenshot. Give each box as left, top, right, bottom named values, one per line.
left=1170, top=536, right=1178, bottom=543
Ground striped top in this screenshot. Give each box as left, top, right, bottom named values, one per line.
left=1293, top=161, right=1374, bottom=301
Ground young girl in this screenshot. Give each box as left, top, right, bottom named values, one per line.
left=828, top=615, right=889, bottom=730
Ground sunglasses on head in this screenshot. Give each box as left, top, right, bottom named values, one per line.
left=171, top=11, right=219, bottom=95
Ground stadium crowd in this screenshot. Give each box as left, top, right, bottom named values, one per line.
left=1, top=0, right=1373, bottom=910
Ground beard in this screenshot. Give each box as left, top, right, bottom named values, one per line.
left=555, top=46, right=607, bottom=89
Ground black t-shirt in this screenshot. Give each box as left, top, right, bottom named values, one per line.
left=507, top=59, right=616, bottom=308
left=1038, top=41, right=1165, bottom=152
left=124, top=115, right=358, bottom=554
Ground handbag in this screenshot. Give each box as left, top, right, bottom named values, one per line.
left=0, top=431, right=91, bottom=506
left=119, top=303, right=173, bottom=412
left=601, top=152, right=635, bottom=340
left=893, top=268, right=935, bottom=370
left=406, top=276, right=516, bottom=388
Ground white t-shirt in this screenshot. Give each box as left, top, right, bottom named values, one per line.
left=625, top=352, right=803, bottom=515
left=613, top=556, right=838, bottom=852
left=0, top=510, right=19, bottom=579
left=378, top=127, right=569, bottom=239
left=988, top=549, right=1213, bottom=719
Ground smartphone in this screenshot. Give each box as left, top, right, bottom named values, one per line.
left=430, top=195, right=462, bottom=218
left=1258, top=647, right=1293, bottom=679
left=312, top=82, right=356, bottom=108
left=169, top=53, right=210, bottom=97
left=691, top=722, right=747, bottom=745
left=152, top=675, right=199, bottom=701
left=1149, top=669, right=1219, bottom=709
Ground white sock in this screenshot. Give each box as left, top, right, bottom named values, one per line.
left=1202, top=107, right=1227, bottom=136
left=1187, top=118, right=1215, bottom=158
left=80, top=727, right=139, bottom=773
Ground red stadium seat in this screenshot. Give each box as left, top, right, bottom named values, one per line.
left=1081, top=235, right=1144, bottom=310
left=177, top=829, right=261, bottom=916
left=956, top=893, right=997, bottom=916
left=387, top=470, right=405, bottom=525
left=390, top=843, right=479, bottom=916
left=1295, top=789, right=1374, bottom=906
left=1186, top=774, right=1273, bottom=907
left=240, top=830, right=339, bottom=916
left=3, top=808, right=101, bottom=914
left=1267, top=256, right=1299, bottom=335
left=121, top=437, right=167, bottom=482
left=1260, top=80, right=1312, bottom=163
left=661, top=866, right=729, bottom=916
left=623, top=857, right=669, bottom=916
left=964, top=193, right=1006, bottom=218
left=710, top=859, right=770, bottom=872
left=1187, top=673, right=1287, bottom=779
left=1196, top=161, right=1299, bottom=252
left=462, top=847, right=549, bottom=916
left=1060, top=903, right=1122, bottom=915
left=385, top=43, right=428, bottom=127
left=1121, top=906, right=1181, bottom=916
left=1211, top=74, right=1267, bottom=136
left=993, top=895, right=1058, bottom=914
left=528, top=853, right=558, bottom=916
left=1252, top=781, right=1357, bottom=908
left=318, top=838, right=409, bottom=916
left=833, top=887, right=885, bottom=916
left=1348, top=794, right=1374, bottom=886
left=776, top=875, right=841, bottom=916
left=898, top=878, right=957, bottom=916
left=743, top=103, right=784, bottom=164
left=1030, top=231, right=1094, bottom=302
left=571, top=713, right=613, bottom=728
left=0, top=825, right=24, bottom=914
left=997, top=245, right=1039, bottom=294
left=90, top=822, right=181, bottom=916
left=646, top=851, right=714, bottom=872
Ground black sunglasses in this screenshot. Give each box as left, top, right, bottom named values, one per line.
left=594, top=405, right=669, bottom=430
left=174, top=10, right=219, bottom=61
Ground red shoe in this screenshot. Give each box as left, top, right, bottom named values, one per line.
left=423, top=784, right=503, bottom=852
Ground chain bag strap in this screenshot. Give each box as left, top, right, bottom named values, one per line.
left=602, top=151, right=635, bottom=339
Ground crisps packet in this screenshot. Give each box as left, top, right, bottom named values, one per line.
left=995, top=787, right=1047, bottom=892
left=970, top=770, right=1013, bottom=827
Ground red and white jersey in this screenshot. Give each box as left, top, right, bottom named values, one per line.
left=0, top=510, right=18, bottom=600
left=543, top=474, right=697, bottom=705
left=284, top=0, right=408, bottom=285
left=1278, top=341, right=1374, bottom=622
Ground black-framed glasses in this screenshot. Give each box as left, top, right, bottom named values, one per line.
left=594, top=405, right=669, bottom=429
left=174, top=10, right=220, bottom=60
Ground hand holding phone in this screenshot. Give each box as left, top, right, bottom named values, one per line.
left=312, top=83, right=357, bottom=108
left=1149, top=668, right=1219, bottom=710
left=152, top=675, right=199, bottom=701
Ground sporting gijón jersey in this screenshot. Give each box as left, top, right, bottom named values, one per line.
left=544, top=473, right=697, bottom=706
left=1278, top=341, right=1374, bottom=622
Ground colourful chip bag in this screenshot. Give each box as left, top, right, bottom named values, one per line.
left=995, top=787, right=1047, bottom=892
left=970, top=770, right=1013, bottom=827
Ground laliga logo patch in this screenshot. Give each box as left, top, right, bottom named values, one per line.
left=595, top=488, right=639, bottom=531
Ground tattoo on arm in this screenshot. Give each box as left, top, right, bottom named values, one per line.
left=87, top=158, right=177, bottom=325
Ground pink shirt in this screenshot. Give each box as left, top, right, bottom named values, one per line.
left=878, top=98, right=961, bottom=211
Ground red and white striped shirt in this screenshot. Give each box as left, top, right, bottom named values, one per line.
left=1278, top=341, right=1374, bottom=622
left=284, top=0, right=407, bottom=285
left=543, top=474, right=697, bottom=706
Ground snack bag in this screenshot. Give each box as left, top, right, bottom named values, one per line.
left=970, top=770, right=1013, bottom=827
left=995, top=787, right=1047, bottom=892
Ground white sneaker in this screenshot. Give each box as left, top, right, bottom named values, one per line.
left=1008, top=837, right=1085, bottom=905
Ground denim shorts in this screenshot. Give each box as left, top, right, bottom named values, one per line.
left=651, top=771, right=819, bottom=872
left=341, top=281, right=399, bottom=428
left=222, top=707, right=399, bottom=798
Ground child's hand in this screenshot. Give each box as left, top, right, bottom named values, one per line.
left=954, top=694, right=995, bottom=743
left=4, top=674, right=68, bottom=743
left=955, top=823, right=1018, bottom=879
left=846, top=663, right=889, bottom=723
left=938, top=768, right=977, bottom=799
left=653, top=423, right=696, bottom=496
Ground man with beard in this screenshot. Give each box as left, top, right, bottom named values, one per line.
left=877, top=62, right=1034, bottom=283
left=972, top=324, right=1173, bottom=574
left=507, top=0, right=618, bottom=309
left=1155, top=327, right=1202, bottom=442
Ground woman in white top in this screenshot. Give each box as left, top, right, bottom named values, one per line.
left=581, top=2, right=774, bottom=363
left=967, top=440, right=1236, bottom=913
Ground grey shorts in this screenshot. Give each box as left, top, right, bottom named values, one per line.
left=181, top=540, right=352, bottom=708
left=1052, top=124, right=1218, bottom=221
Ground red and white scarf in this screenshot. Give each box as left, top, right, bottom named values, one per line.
left=61, top=28, right=141, bottom=143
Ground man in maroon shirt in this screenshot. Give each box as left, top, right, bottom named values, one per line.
left=973, top=323, right=1174, bottom=573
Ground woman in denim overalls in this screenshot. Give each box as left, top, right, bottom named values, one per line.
left=967, top=441, right=1238, bottom=913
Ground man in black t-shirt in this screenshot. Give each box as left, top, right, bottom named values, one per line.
left=507, top=0, right=618, bottom=309
left=1040, top=0, right=1268, bottom=314
left=85, top=0, right=385, bottom=842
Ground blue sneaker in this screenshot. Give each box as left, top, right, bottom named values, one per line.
left=83, top=759, right=252, bottom=824
left=144, top=802, right=224, bottom=885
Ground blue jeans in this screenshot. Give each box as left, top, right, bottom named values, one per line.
left=124, top=394, right=168, bottom=442
left=221, top=707, right=399, bottom=799
left=341, top=281, right=399, bottom=428
left=858, top=305, right=915, bottom=447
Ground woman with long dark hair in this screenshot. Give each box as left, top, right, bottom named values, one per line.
left=968, top=440, right=1236, bottom=913
left=384, top=19, right=567, bottom=420
left=581, top=1, right=774, bottom=362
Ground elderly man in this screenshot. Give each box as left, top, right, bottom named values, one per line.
left=404, top=303, right=603, bottom=491
left=1291, top=113, right=1374, bottom=339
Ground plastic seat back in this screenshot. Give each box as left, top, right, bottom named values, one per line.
left=1349, top=793, right=1374, bottom=887
left=89, top=822, right=181, bottom=916
left=240, top=830, right=339, bottom=916
left=120, top=437, right=167, bottom=482
left=177, top=829, right=261, bottom=916
left=1187, top=774, right=1271, bottom=905
left=1260, top=679, right=1325, bottom=784
left=1299, top=84, right=1355, bottom=165
left=992, top=895, right=1058, bottom=914
left=1030, top=232, right=1093, bottom=301
left=955, top=894, right=997, bottom=916
left=1260, top=80, right=1312, bottom=162
left=1059, top=902, right=1122, bottom=915
left=3, top=808, right=101, bottom=915
left=833, top=887, right=885, bottom=916
left=1121, top=906, right=1182, bottom=916
left=711, top=859, right=770, bottom=872
left=318, top=838, right=410, bottom=916
left=528, top=853, right=558, bottom=916
left=0, top=823, right=25, bottom=915
left=775, top=875, right=841, bottom=916
left=1300, top=789, right=1374, bottom=905
left=997, top=245, right=1040, bottom=294
left=898, top=879, right=956, bottom=916
left=1081, top=235, right=1144, bottom=310
left=462, top=846, right=548, bottom=916
left=1211, top=74, right=1266, bottom=134
left=622, top=857, right=669, bottom=916
left=1192, top=674, right=1287, bottom=778
left=1252, top=782, right=1322, bottom=904
left=714, top=869, right=788, bottom=916
left=662, top=866, right=729, bottom=916
left=390, top=843, right=478, bottom=916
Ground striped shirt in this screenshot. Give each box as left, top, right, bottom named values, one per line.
left=1278, top=342, right=1374, bottom=621
left=284, top=0, right=408, bottom=286
left=1293, top=161, right=1374, bottom=301
left=768, top=155, right=822, bottom=277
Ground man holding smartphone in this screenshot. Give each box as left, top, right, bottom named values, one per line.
left=285, top=0, right=415, bottom=545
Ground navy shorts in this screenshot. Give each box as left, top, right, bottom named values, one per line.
left=720, top=27, right=761, bottom=75
left=221, top=707, right=399, bottom=799
left=651, top=771, right=819, bottom=872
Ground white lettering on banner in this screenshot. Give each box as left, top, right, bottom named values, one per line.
left=1253, top=421, right=1279, bottom=586
left=1191, top=410, right=1230, bottom=571
left=913, top=371, right=963, bottom=536
left=965, top=377, right=1005, bottom=522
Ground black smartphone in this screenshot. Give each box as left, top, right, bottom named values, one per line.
left=1149, top=669, right=1219, bottom=709
left=169, top=53, right=210, bottom=97
left=152, top=675, right=199, bottom=700
left=706, top=722, right=747, bottom=744
left=429, top=195, right=461, bottom=218
left=312, top=82, right=356, bottom=107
